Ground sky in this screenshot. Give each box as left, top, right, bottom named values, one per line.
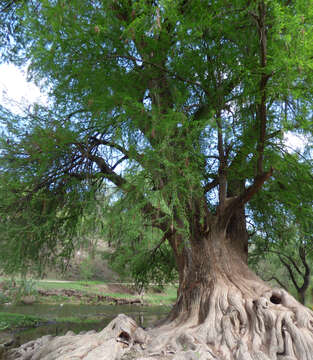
left=0, top=63, right=305, bottom=151
left=0, top=63, right=47, bottom=114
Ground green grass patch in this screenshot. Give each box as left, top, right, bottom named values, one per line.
left=0, top=312, right=42, bottom=331
left=1, top=278, right=178, bottom=306
left=144, top=286, right=177, bottom=305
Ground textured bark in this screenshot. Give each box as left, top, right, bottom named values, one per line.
left=7, top=230, right=313, bottom=360
left=146, top=228, right=313, bottom=359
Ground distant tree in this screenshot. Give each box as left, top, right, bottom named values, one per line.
left=249, top=154, right=313, bottom=305
left=250, top=222, right=313, bottom=305
left=0, top=1, right=313, bottom=358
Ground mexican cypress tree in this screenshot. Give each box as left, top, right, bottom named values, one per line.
left=1, top=1, right=313, bottom=359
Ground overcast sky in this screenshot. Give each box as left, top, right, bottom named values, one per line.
left=0, top=63, right=47, bottom=114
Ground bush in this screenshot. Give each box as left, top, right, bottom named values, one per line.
left=0, top=278, right=38, bottom=304
left=79, top=257, right=95, bottom=282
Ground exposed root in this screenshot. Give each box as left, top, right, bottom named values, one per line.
left=7, top=286, right=313, bottom=360
left=145, top=286, right=313, bottom=360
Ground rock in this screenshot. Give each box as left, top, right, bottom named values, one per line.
left=21, top=295, right=36, bottom=305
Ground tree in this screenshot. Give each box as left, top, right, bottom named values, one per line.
left=250, top=220, right=313, bottom=306
left=249, top=151, right=313, bottom=305
left=1, top=0, right=313, bottom=359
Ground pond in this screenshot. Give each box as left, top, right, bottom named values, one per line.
left=0, top=303, right=171, bottom=345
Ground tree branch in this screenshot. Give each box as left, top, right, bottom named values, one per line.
left=76, top=144, right=126, bottom=188
left=203, top=178, right=219, bottom=193
left=279, top=255, right=300, bottom=292
left=263, top=276, right=288, bottom=291
left=150, top=229, right=174, bottom=259
left=216, top=112, right=227, bottom=208
left=75, top=143, right=170, bottom=232
left=299, top=246, right=311, bottom=292
left=112, top=156, right=128, bottom=171
left=89, top=136, right=143, bottom=165
left=106, top=53, right=203, bottom=90
left=266, top=249, right=303, bottom=276
left=220, top=167, right=273, bottom=228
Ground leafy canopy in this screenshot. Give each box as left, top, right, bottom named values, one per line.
left=0, top=0, right=312, bottom=279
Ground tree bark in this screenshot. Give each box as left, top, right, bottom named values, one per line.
left=145, top=224, right=313, bottom=360
left=8, top=224, right=313, bottom=360
left=167, top=225, right=266, bottom=324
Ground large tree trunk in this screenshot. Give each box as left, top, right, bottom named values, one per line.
left=144, top=226, right=313, bottom=360
left=7, top=226, right=313, bottom=360
left=168, top=227, right=261, bottom=324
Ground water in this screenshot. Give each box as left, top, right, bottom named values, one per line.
left=0, top=303, right=170, bottom=345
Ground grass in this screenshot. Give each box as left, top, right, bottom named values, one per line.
left=0, top=313, right=42, bottom=331
left=35, top=280, right=177, bottom=305
left=145, top=286, right=177, bottom=305
left=0, top=277, right=178, bottom=306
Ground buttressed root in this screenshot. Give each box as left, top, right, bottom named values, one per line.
left=6, top=288, right=313, bottom=360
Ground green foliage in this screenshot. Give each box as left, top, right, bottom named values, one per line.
left=249, top=170, right=313, bottom=303
left=0, top=292, right=10, bottom=305
left=0, top=312, right=41, bottom=331
left=0, top=278, right=38, bottom=304
left=79, top=257, right=96, bottom=283
left=102, top=199, right=178, bottom=288
left=0, top=0, right=312, bottom=285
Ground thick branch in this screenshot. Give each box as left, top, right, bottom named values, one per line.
left=236, top=168, right=273, bottom=204
left=216, top=113, right=227, bottom=208
left=203, top=178, right=219, bottom=193
left=76, top=144, right=126, bottom=188
left=299, top=246, right=311, bottom=292
left=279, top=255, right=300, bottom=292
left=220, top=167, right=273, bottom=228
left=76, top=144, right=170, bottom=231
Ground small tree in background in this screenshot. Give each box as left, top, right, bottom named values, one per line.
left=249, top=156, right=313, bottom=305
left=250, top=224, right=313, bottom=305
